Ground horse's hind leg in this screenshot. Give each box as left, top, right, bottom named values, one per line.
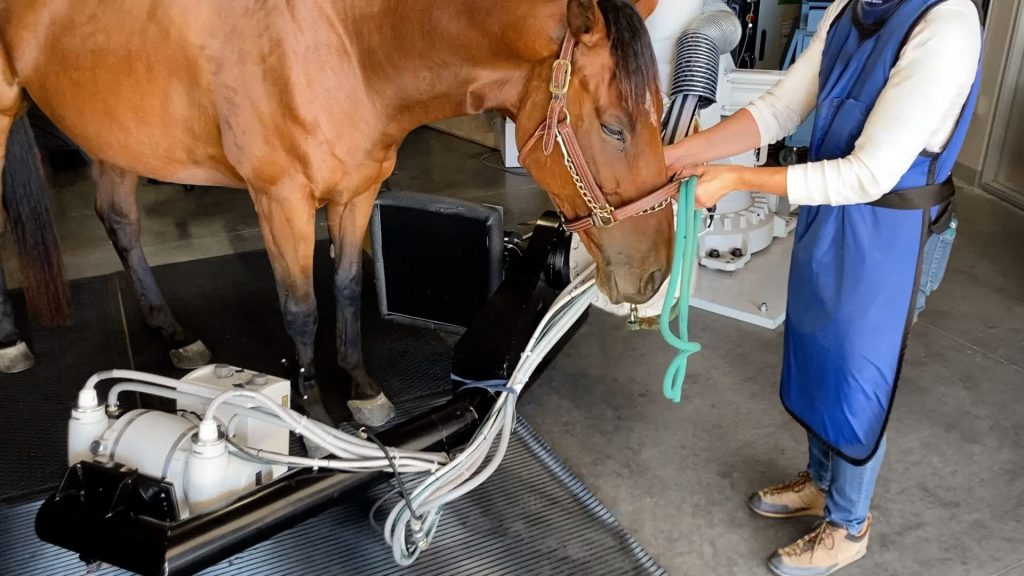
left=93, top=161, right=210, bottom=368
left=327, top=191, right=394, bottom=427
left=0, top=107, right=34, bottom=372
left=0, top=265, right=32, bottom=372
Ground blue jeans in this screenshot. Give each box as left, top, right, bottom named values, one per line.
left=807, top=432, right=887, bottom=535
left=802, top=216, right=957, bottom=535
left=915, top=215, right=958, bottom=321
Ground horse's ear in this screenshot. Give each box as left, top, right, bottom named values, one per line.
left=633, top=0, right=659, bottom=19
left=567, top=0, right=606, bottom=46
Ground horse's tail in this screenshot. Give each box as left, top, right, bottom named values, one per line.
left=3, top=112, right=70, bottom=325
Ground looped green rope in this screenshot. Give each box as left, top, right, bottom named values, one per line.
left=660, top=177, right=702, bottom=403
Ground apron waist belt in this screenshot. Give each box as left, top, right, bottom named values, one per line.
left=868, top=180, right=956, bottom=234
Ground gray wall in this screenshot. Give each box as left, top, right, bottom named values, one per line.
left=955, top=0, right=1021, bottom=184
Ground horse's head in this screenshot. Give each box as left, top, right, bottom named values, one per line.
left=517, top=0, right=671, bottom=305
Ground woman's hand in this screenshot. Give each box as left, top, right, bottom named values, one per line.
left=674, top=165, right=745, bottom=209
left=664, top=141, right=689, bottom=176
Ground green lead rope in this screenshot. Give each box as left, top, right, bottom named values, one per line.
left=659, top=177, right=702, bottom=403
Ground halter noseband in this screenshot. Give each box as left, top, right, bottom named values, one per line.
left=519, top=35, right=678, bottom=233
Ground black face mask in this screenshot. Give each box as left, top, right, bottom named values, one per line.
left=856, top=0, right=905, bottom=26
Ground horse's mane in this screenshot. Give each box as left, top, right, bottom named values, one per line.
left=598, top=0, right=661, bottom=117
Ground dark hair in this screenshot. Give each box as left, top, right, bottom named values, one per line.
left=598, top=0, right=661, bottom=116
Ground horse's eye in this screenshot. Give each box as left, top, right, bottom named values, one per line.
left=601, top=124, right=625, bottom=143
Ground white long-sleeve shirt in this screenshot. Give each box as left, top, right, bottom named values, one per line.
left=744, top=0, right=981, bottom=206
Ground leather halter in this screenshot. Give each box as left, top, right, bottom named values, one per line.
left=519, top=35, right=678, bottom=233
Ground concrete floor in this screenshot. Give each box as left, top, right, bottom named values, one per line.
left=20, top=128, right=1024, bottom=575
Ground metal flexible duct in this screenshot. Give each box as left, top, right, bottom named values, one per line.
left=664, top=0, right=742, bottom=143
left=671, top=1, right=743, bottom=104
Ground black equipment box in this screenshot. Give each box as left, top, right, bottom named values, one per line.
left=369, top=191, right=504, bottom=331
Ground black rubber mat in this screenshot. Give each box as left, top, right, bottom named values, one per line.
left=0, top=275, right=132, bottom=501
left=120, top=242, right=454, bottom=419
left=0, top=418, right=664, bottom=576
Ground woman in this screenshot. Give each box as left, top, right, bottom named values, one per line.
left=664, top=0, right=982, bottom=574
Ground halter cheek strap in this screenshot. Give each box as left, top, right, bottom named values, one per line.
left=519, top=35, right=678, bottom=233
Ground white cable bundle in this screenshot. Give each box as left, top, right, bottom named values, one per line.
left=85, top=371, right=450, bottom=474
left=380, top=265, right=599, bottom=565
left=205, top=389, right=449, bottom=474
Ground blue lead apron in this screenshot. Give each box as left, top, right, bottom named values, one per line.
left=781, top=0, right=982, bottom=464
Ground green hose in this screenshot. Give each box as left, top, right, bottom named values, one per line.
left=660, top=177, right=702, bottom=403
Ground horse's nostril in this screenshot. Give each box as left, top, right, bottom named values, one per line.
left=599, top=270, right=624, bottom=304
left=643, top=269, right=666, bottom=296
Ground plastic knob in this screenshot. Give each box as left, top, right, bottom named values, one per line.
left=251, top=373, right=268, bottom=387
left=214, top=363, right=234, bottom=378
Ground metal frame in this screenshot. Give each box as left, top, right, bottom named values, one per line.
left=981, top=0, right=1024, bottom=210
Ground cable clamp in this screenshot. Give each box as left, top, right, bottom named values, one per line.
left=295, top=415, right=309, bottom=437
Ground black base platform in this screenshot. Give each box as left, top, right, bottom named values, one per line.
left=0, top=243, right=665, bottom=575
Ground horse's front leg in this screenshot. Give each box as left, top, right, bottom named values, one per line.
left=327, top=189, right=394, bottom=426
left=251, top=185, right=334, bottom=425
left=93, top=161, right=210, bottom=368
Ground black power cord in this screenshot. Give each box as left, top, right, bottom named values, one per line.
left=362, top=429, right=423, bottom=524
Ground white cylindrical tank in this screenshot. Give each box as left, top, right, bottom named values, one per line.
left=86, top=408, right=273, bottom=518
left=94, top=409, right=195, bottom=515
left=97, top=410, right=195, bottom=477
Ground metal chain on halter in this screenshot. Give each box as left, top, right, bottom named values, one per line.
left=634, top=197, right=674, bottom=217
left=554, top=121, right=614, bottom=227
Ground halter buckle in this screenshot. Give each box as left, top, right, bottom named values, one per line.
left=550, top=59, right=572, bottom=96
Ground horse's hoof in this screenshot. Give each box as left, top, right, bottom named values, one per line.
left=347, top=393, right=396, bottom=427
left=0, top=341, right=34, bottom=373
left=169, top=340, right=211, bottom=369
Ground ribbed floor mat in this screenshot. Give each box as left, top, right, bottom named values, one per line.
left=0, top=417, right=665, bottom=576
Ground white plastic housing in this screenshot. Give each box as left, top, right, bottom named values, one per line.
left=181, top=364, right=291, bottom=478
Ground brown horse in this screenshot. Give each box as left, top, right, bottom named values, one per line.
left=0, top=0, right=673, bottom=425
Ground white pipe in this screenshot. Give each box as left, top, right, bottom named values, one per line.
left=203, top=388, right=448, bottom=464
left=107, top=382, right=292, bottom=432
left=80, top=369, right=225, bottom=410
left=227, top=439, right=441, bottom=474
left=105, top=382, right=446, bottom=472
